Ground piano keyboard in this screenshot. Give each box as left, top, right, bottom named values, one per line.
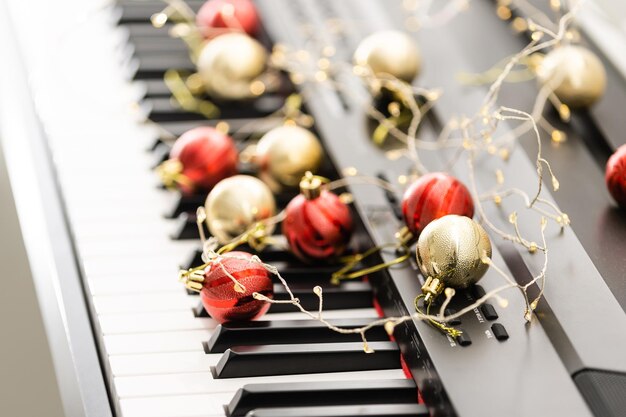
left=4, top=0, right=626, bottom=416
left=2, top=1, right=431, bottom=416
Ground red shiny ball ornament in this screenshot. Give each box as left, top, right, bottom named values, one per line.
left=402, top=172, right=474, bottom=235
left=606, top=144, right=626, bottom=208
left=196, top=0, right=260, bottom=38
left=283, top=188, right=354, bottom=261
left=169, top=126, right=238, bottom=195
left=200, top=251, right=273, bottom=323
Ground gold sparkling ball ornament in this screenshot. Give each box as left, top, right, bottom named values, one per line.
left=204, top=175, right=277, bottom=243
left=255, top=125, right=324, bottom=190
left=416, top=215, right=492, bottom=302
left=353, top=30, right=421, bottom=84
left=536, top=45, right=606, bottom=108
left=196, top=33, right=267, bottom=100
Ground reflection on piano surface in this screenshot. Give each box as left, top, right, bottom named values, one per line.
left=2, top=1, right=626, bottom=417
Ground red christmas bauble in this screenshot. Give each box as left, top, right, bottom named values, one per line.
left=168, top=126, right=238, bottom=195
left=196, top=0, right=260, bottom=38
left=283, top=189, right=354, bottom=261
left=606, top=144, right=626, bottom=208
left=200, top=251, right=273, bottom=323
left=402, top=172, right=474, bottom=235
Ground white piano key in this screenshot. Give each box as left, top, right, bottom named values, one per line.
left=103, top=308, right=380, bottom=355
left=72, top=212, right=168, bottom=231
left=75, top=220, right=170, bottom=241
left=63, top=192, right=171, bottom=209
left=94, top=292, right=197, bottom=314
left=98, top=311, right=217, bottom=335
left=110, top=351, right=218, bottom=376
left=81, top=255, right=183, bottom=278
left=88, top=277, right=181, bottom=295
left=120, top=393, right=230, bottom=417
left=68, top=204, right=168, bottom=222
left=115, top=369, right=407, bottom=398
left=104, top=330, right=209, bottom=355
left=98, top=307, right=380, bottom=335
left=79, top=238, right=195, bottom=258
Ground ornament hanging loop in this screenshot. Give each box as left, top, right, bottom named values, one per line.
left=414, top=294, right=462, bottom=339
left=331, top=243, right=410, bottom=285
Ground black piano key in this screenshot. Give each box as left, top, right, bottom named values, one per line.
left=181, top=243, right=315, bottom=270
left=193, top=281, right=374, bottom=317
left=181, top=248, right=203, bottom=270
left=227, top=379, right=417, bottom=417
left=151, top=142, right=171, bottom=168
left=133, top=53, right=194, bottom=79
left=157, top=117, right=282, bottom=138
left=269, top=281, right=373, bottom=312
left=142, top=78, right=175, bottom=97
left=171, top=211, right=212, bottom=240
left=194, top=302, right=210, bottom=317
left=116, top=0, right=203, bottom=24
left=245, top=403, right=430, bottom=417
left=164, top=192, right=206, bottom=219
left=205, top=318, right=385, bottom=353
left=213, top=342, right=400, bottom=379
left=182, top=247, right=298, bottom=271
left=145, top=95, right=287, bottom=122
left=126, top=23, right=173, bottom=39
left=170, top=212, right=207, bottom=240
left=180, top=245, right=350, bottom=282
left=146, top=97, right=207, bottom=122
left=376, top=173, right=402, bottom=220
left=157, top=120, right=206, bottom=137
left=130, top=36, right=188, bottom=54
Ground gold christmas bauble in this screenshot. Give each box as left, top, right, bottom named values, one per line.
left=204, top=175, right=276, bottom=243
left=255, top=125, right=324, bottom=189
left=353, top=30, right=421, bottom=83
left=416, top=215, right=492, bottom=290
left=197, top=33, right=267, bottom=100
left=536, top=45, right=606, bottom=108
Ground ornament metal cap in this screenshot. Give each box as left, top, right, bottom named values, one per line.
left=395, top=226, right=414, bottom=245
left=422, top=276, right=445, bottom=304
left=299, top=171, right=323, bottom=200
left=179, top=269, right=205, bottom=292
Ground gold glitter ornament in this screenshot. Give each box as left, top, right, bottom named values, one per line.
left=536, top=45, right=606, bottom=108
left=196, top=33, right=267, bottom=100
left=416, top=215, right=492, bottom=302
left=255, top=125, right=324, bottom=190
left=204, top=175, right=276, bottom=243
left=353, top=30, right=421, bottom=83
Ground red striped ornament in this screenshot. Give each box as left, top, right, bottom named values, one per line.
left=606, top=144, right=626, bottom=208
left=169, top=126, right=238, bottom=195
left=200, top=251, right=273, bottom=323
left=401, top=173, right=474, bottom=235
left=196, top=0, right=260, bottom=38
left=283, top=189, right=354, bottom=262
